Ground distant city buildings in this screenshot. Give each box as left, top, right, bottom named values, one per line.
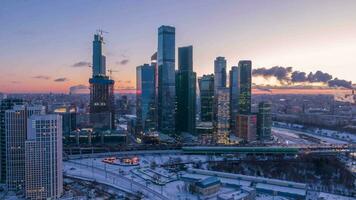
left=176, top=46, right=196, bottom=134
left=89, top=32, right=115, bottom=130
left=25, top=114, right=63, bottom=199
left=157, top=25, right=176, bottom=135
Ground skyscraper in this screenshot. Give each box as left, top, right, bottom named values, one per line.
left=89, top=32, right=115, bottom=130
left=257, top=101, right=272, bottom=141
left=6, top=105, right=45, bottom=190
left=176, top=46, right=196, bottom=134
left=238, top=60, right=252, bottom=114
left=25, top=114, right=63, bottom=199
left=136, top=64, right=156, bottom=133
left=198, top=74, right=214, bottom=122
left=214, top=57, right=227, bottom=93
left=236, top=114, right=257, bottom=142
left=214, top=88, right=230, bottom=144
left=229, top=66, right=240, bottom=133
left=157, top=25, right=176, bottom=134
left=0, top=98, right=24, bottom=183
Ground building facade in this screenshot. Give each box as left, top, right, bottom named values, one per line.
left=176, top=46, right=196, bottom=134
left=257, top=101, right=272, bottom=141
left=0, top=99, right=24, bottom=183
left=236, top=114, right=257, bottom=142
left=136, top=64, right=156, bottom=133
left=229, top=66, right=240, bottom=133
left=238, top=60, right=252, bottom=114
left=214, top=88, right=230, bottom=144
left=198, top=74, right=214, bottom=122
left=5, top=105, right=45, bottom=190
left=25, top=114, right=63, bottom=199
left=157, top=25, right=176, bottom=134
left=214, top=57, right=227, bottom=94
left=89, top=33, right=115, bottom=130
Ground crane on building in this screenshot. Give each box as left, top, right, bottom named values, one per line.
left=107, top=69, right=118, bottom=79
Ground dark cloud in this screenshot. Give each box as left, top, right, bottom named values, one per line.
left=33, top=75, right=50, bottom=80
left=117, top=59, right=129, bottom=65
left=72, top=61, right=91, bottom=67
left=54, top=78, right=69, bottom=82
left=252, top=66, right=292, bottom=81
left=328, top=78, right=353, bottom=89
left=253, top=66, right=352, bottom=89
left=69, top=84, right=89, bottom=94
left=291, top=71, right=307, bottom=82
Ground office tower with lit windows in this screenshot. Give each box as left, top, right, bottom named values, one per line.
left=229, top=66, right=240, bottom=132
left=238, top=60, right=252, bottom=114
left=136, top=64, right=156, bottom=133
left=198, top=74, right=214, bottom=122
left=176, top=46, right=196, bottom=134
left=257, top=101, right=272, bottom=141
left=214, top=88, right=230, bottom=144
left=0, top=98, right=24, bottom=183
left=89, top=32, right=115, bottom=130
left=25, top=114, right=63, bottom=200
left=156, top=25, right=176, bottom=134
left=5, top=105, right=45, bottom=190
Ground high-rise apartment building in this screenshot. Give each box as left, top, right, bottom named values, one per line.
left=5, top=105, right=45, bottom=190
left=176, top=46, right=196, bottom=134
left=0, top=99, right=24, bottom=183
left=198, top=74, right=214, bottom=122
left=89, top=32, right=115, bottom=130
left=229, top=66, right=240, bottom=133
left=157, top=25, right=176, bottom=134
left=25, top=114, right=63, bottom=199
left=257, top=101, right=272, bottom=141
left=236, top=114, right=257, bottom=142
left=136, top=64, right=156, bottom=133
left=238, top=60, right=252, bottom=114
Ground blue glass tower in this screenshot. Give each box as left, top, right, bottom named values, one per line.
left=238, top=60, right=252, bottom=114
left=157, top=26, right=176, bottom=134
left=229, top=66, right=240, bottom=132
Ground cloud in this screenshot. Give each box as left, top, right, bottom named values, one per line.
left=69, top=84, right=89, bottom=94
left=54, top=78, right=69, bottom=82
left=253, top=66, right=292, bottom=81
left=72, top=61, right=91, bottom=67
left=117, top=59, right=129, bottom=65
left=33, top=75, right=50, bottom=80
left=328, top=78, right=353, bottom=89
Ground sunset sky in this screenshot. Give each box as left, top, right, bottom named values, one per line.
left=1, top=0, right=356, bottom=93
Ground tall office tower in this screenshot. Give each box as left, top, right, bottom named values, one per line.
left=198, top=74, right=214, bottom=122
left=25, top=114, right=63, bottom=200
left=214, top=88, right=230, bottom=144
left=236, top=114, right=257, bottom=142
left=176, top=46, right=196, bottom=134
left=238, top=60, right=252, bottom=114
left=136, top=64, right=156, bottom=133
left=214, top=57, right=227, bottom=93
left=5, top=105, right=45, bottom=190
left=0, top=99, right=24, bottom=183
left=229, top=66, right=240, bottom=133
left=157, top=25, right=176, bottom=134
left=89, top=32, right=115, bottom=130
left=257, top=101, right=272, bottom=141
left=54, top=106, right=76, bottom=136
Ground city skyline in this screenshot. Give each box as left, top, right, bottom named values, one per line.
left=1, top=0, right=356, bottom=93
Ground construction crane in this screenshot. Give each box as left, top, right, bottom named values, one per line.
left=96, top=29, right=108, bottom=35
left=107, top=69, right=118, bottom=79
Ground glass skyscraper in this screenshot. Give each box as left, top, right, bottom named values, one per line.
left=257, top=101, right=272, bottom=141
left=157, top=25, right=176, bottom=134
left=238, top=60, right=252, bottom=114
left=198, top=74, right=214, bottom=122
left=136, top=64, right=156, bottom=133
left=214, top=57, right=227, bottom=93
left=176, top=46, right=196, bottom=134
left=229, top=66, right=240, bottom=132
